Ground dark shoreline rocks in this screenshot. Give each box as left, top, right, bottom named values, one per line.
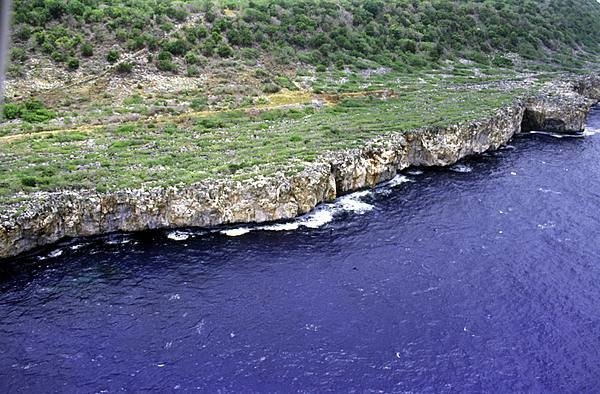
left=1, top=74, right=599, bottom=259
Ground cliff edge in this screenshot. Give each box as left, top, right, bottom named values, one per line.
left=1, top=75, right=599, bottom=259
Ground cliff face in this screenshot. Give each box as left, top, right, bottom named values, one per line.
left=1, top=75, right=599, bottom=259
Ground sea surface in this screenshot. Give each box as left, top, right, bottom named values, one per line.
left=1, top=108, right=600, bottom=392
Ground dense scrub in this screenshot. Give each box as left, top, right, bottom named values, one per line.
left=9, top=0, right=600, bottom=74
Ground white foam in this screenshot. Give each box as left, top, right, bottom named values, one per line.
left=105, top=237, right=131, bottom=245
left=348, top=190, right=371, bottom=198
left=336, top=191, right=374, bottom=214
left=537, top=221, right=556, bottom=230
left=336, top=197, right=374, bottom=214
left=449, top=164, right=473, bottom=173
left=262, top=208, right=335, bottom=231
left=538, top=188, right=562, bottom=195
left=221, top=227, right=251, bottom=237
left=221, top=189, right=376, bottom=236
left=195, top=319, right=206, bottom=335
left=406, top=169, right=424, bottom=175
left=260, top=222, right=301, bottom=231
left=167, top=230, right=191, bottom=241
left=529, top=130, right=583, bottom=139
left=48, top=249, right=63, bottom=258
left=411, top=286, right=439, bottom=296
left=221, top=209, right=335, bottom=236
left=383, top=174, right=412, bottom=188
left=300, top=209, right=335, bottom=228
left=583, top=127, right=600, bottom=136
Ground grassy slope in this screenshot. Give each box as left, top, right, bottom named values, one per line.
left=1, top=0, right=600, bottom=209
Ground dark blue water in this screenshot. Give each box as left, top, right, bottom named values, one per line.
left=1, top=108, right=600, bottom=393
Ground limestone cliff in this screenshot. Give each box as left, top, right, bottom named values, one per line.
left=1, top=75, right=599, bottom=259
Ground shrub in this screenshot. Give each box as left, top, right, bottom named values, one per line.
left=15, top=26, right=32, bottom=41
left=21, top=108, right=56, bottom=123
left=254, top=68, right=269, bottom=78
left=127, top=36, right=146, bottom=51
left=217, top=44, right=234, bottom=58
left=184, top=52, right=198, bottom=64
left=258, top=109, right=285, bottom=121
left=2, top=103, right=22, bottom=119
left=166, top=6, right=188, bottom=22
left=164, top=39, right=189, bottom=56
left=157, top=50, right=172, bottom=61
left=157, top=59, right=176, bottom=72
left=51, top=51, right=66, bottom=62
left=46, top=0, right=66, bottom=19
left=262, top=83, right=281, bottom=94
left=116, top=62, right=133, bottom=73
left=186, top=65, right=200, bottom=76
left=275, top=76, right=297, bottom=90
left=491, top=54, right=513, bottom=67
left=20, top=177, right=38, bottom=187
left=81, top=42, right=93, bottom=57
left=17, top=100, right=56, bottom=123
left=123, top=94, right=143, bottom=105
left=41, top=42, right=53, bottom=54
left=465, top=50, right=489, bottom=65
left=114, top=124, right=135, bottom=134
left=24, top=100, right=44, bottom=111
left=160, top=22, right=174, bottom=32
left=10, top=48, right=27, bottom=62
left=240, top=48, right=259, bottom=60
left=190, top=96, right=208, bottom=110
left=33, top=32, right=46, bottom=45
left=67, top=57, right=80, bottom=69
left=106, top=50, right=120, bottom=63
left=200, top=41, right=216, bottom=57
left=398, top=39, right=417, bottom=53
left=195, top=117, right=224, bottom=129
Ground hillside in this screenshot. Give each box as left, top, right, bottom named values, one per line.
left=0, top=0, right=599, bottom=210
left=9, top=0, right=600, bottom=77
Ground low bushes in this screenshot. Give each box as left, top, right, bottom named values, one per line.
left=2, top=100, right=56, bottom=123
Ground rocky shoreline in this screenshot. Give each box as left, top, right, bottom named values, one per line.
left=1, top=74, right=599, bottom=259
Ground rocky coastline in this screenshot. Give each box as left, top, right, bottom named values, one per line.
left=1, top=74, right=599, bottom=259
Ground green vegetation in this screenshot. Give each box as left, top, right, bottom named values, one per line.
left=106, top=50, right=120, bottom=64
left=2, top=100, right=56, bottom=123
left=10, top=0, right=600, bottom=73
left=116, top=61, right=134, bottom=73
left=67, top=57, right=80, bottom=70
left=0, top=73, right=534, bottom=206
left=2, top=0, right=600, bottom=211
